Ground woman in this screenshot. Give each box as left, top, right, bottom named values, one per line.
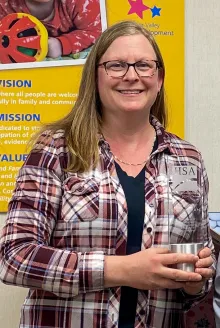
left=0, top=21, right=215, bottom=328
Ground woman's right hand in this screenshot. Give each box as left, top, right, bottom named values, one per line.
left=104, top=247, right=202, bottom=290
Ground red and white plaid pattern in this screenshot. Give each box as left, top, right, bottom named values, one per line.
left=0, top=117, right=214, bottom=328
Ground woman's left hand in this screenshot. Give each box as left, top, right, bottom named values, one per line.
left=183, top=247, right=214, bottom=295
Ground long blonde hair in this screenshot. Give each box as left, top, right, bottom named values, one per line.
left=32, top=20, right=166, bottom=173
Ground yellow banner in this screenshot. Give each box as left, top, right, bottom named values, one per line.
left=0, top=0, right=184, bottom=211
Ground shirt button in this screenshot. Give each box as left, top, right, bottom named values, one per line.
left=147, top=227, right=152, bottom=233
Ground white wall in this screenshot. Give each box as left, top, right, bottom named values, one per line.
left=0, top=1, right=220, bottom=326
left=185, top=0, right=220, bottom=211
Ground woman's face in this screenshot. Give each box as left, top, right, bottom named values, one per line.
left=97, top=34, right=163, bottom=117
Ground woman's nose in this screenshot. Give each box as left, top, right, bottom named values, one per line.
left=123, top=66, right=139, bottom=81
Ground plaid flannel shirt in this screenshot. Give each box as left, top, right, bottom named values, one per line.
left=0, top=117, right=214, bottom=328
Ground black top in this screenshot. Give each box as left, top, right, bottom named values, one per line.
left=117, top=138, right=158, bottom=328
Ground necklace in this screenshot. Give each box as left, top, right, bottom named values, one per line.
left=113, top=155, right=148, bottom=166
left=113, top=134, right=156, bottom=166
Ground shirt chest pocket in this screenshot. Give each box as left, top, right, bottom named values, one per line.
left=171, top=191, right=202, bottom=243
left=62, top=177, right=100, bottom=222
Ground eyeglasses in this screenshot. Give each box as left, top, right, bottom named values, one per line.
left=98, top=60, right=160, bottom=78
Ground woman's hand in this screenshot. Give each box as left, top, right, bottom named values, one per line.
left=104, top=247, right=202, bottom=290
left=183, top=247, right=214, bottom=295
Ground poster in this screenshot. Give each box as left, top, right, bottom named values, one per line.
left=0, top=0, right=184, bottom=211
left=0, top=1, right=107, bottom=69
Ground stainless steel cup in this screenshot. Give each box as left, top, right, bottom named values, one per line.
left=170, top=243, right=203, bottom=272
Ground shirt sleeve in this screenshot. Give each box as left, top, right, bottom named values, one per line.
left=180, top=154, right=216, bottom=310
left=57, top=0, right=102, bottom=55
left=0, top=3, right=14, bottom=20
left=0, top=132, right=105, bottom=298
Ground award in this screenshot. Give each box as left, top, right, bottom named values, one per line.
left=166, top=155, right=204, bottom=272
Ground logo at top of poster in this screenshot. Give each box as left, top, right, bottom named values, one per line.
left=127, top=0, right=161, bottom=19
left=0, top=0, right=107, bottom=70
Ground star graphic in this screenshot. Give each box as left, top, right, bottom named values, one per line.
left=151, top=6, right=161, bottom=18
left=127, top=0, right=150, bottom=19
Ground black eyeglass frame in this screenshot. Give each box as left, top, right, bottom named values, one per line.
left=97, top=60, right=160, bottom=78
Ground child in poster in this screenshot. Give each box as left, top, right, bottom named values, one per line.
left=0, top=0, right=102, bottom=59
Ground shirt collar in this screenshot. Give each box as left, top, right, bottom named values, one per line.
left=150, top=116, right=179, bottom=156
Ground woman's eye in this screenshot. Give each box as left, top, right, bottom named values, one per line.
left=112, top=64, right=122, bottom=68
left=136, top=62, right=150, bottom=69
left=107, top=62, right=126, bottom=70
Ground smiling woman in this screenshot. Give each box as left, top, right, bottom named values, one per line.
left=97, top=33, right=163, bottom=176
left=98, top=34, right=162, bottom=119
left=0, top=21, right=215, bottom=328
